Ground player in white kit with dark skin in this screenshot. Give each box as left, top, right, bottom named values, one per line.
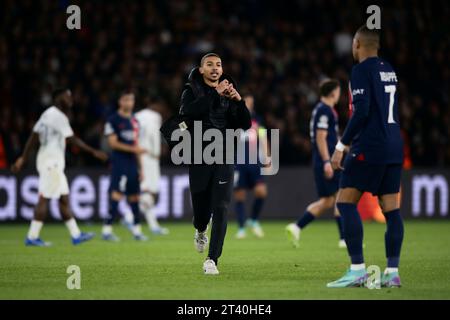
left=12, top=88, right=108, bottom=246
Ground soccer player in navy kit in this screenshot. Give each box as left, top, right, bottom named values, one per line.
left=328, top=26, right=404, bottom=288
left=102, top=89, right=147, bottom=241
left=286, top=80, right=345, bottom=248
left=234, top=93, right=268, bottom=239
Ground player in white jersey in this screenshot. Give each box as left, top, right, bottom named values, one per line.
left=122, top=101, right=169, bottom=235
left=12, top=88, right=108, bottom=246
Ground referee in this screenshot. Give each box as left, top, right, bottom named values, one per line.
left=179, top=53, right=251, bottom=275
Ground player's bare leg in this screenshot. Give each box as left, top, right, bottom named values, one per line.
left=379, top=192, right=403, bottom=287
left=127, top=194, right=147, bottom=241
left=59, top=195, right=94, bottom=245
left=286, top=194, right=342, bottom=248
left=140, top=191, right=169, bottom=235
left=249, top=183, right=267, bottom=238
left=334, top=206, right=346, bottom=248
left=25, top=195, right=51, bottom=246
left=102, top=191, right=123, bottom=242
left=234, top=189, right=247, bottom=239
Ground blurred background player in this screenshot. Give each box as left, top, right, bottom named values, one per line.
left=234, top=93, right=268, bottom=239
left=286, top=80, right=345, bottom=248
left=11, top=88, right=107, bottom=246
left=122, top=97, right=169, bottom=235
left=102, top=89, right=147, bottom=242
left=328, top=26, right=404, bottom=288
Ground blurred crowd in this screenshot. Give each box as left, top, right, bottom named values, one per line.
left=1, top=0, right=449, bottom=168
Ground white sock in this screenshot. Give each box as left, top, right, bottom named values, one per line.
left=384, top=267, right=398, bottom=274
left=350, top=263, right=366, bottom=271
left=145, top=209, right=160, bottom=230
left=27, top=220, right=43, bottom=240
left=65, top=218, right=81, bottom=238
left=123, top=210, right=134, bottom=225
left=132, top=224, right=142, bottom=236
left=102, top=225, right=113, bottom=235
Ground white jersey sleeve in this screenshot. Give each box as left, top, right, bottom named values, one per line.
left=136, top=109, right=162, bottom=158
left=56, top=114, right=74, bottom=138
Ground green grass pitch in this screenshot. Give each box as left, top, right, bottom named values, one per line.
left=1, top=220, right=449, bottom=299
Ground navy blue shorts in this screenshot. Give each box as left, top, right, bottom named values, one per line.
left=234, top=164, right=264, bottom=190
left=314, top=165, right=340, bottom=198
left=109, top=167, right=140, bottom=196
left=339, top=154, right=402, bottom=196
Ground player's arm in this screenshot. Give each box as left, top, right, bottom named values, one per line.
left=67, top=136, right=108, bottom=161
left=316, top=129, right=334, bottom=179
left=136, top=143, right=144, bottom=181
left=259, top=127, right=271, bottom=167
left=11, top=132, right=39, bottom=173
left=107, top=134, right=145, bottom=155
left=339, top=68, right=370, bottom=148
left=332, top=67, right=370, bottom=169
left=151, top=125, right=161, bottom=160
left=179, top=86, right=218, bottom=117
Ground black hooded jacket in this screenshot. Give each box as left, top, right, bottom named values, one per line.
left=160, top=68, right=252, bottom=164
left=179, top=67, right=251, bottom=132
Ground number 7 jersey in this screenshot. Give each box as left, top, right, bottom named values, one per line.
left=348, top=57, right=404, bottom=164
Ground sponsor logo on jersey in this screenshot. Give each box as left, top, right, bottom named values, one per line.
left=352, top=88, right=365, bottom=96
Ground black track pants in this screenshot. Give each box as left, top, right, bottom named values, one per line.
left=189, top=164, right=234, bottom=263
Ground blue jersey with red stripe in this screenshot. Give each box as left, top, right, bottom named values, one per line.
left=310, top=102, right=339, bottom=167
left=104, top=112, right=139, bottom=170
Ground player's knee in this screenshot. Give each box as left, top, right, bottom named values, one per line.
left=254, top=184, right=267, bottom=198
left=318, top=196, right=335, bottom=210
left=111, top=191, right=122, bottom=201
left=59, top=196, right=69, bottom=208
left=128, top=195, right=140, bottom=203
left=234, top=190, right=246, bottom=201
left=35, top=203, right=47, bottom=217
left=336, top=188, right=362, bottom=204
left=379, top=193, right=401, bottom=212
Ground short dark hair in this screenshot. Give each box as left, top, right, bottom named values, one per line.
left=118, top=87, right=135, bottom=100
left=200, top=53, right=221, bottom=66
left=356, top=25, right=380, bottom=49
left=319, top=79, right=340, bottom=97
left=52, top=88, right=69, bottom=101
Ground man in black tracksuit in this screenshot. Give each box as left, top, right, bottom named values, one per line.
left=179, top=53, right=251, bottom=275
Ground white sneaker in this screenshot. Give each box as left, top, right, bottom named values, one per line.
left=194, top=228, right=208, bottom=253
left=286, top=223, right=301, bottom=248
left=203, top=259, right=219, bottom=275
left=235, top=228, right=246, bottom=239
left=338, top=239, right=347, bottom=248
left=251, top=221, right=265, bottom=238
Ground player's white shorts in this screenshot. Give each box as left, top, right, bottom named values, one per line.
left=140, top=162, right=160, bottom=194
left=37, top=159, right=69, bottom=199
